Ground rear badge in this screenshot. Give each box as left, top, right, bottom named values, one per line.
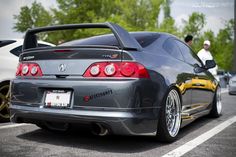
left=83, top=89, right=113, bottom=102
left=58, top=64, right=66, bottom=72
left=102, top=54, right=118, bottom=59
left=23, top=56, right=35, bottom=60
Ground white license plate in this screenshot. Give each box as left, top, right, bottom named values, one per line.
left=44, top=90, right=71, bottom=108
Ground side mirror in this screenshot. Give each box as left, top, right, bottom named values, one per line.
left=194, top=64, right=205, bottom=73
left=205, top=60, right=216, bottom=69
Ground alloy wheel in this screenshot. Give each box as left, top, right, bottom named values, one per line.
left=216, top=87, right=222, bottom=115
left=165, top=89, right=181, bottom=137
left=0, top=84, right=10, bottom=119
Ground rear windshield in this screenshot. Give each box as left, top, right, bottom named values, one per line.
left=0, top=40, right=16, bottom=48
left=60, top=33, right=159, bottom=48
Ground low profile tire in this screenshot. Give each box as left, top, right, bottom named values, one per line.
left=156, top=88, right=181, bottom=142
left=209, top=87, right=222, bottom=118
left=0, top=82, right=10, bottom=122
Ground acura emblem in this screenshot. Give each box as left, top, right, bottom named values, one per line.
left=58, top=64, right=66, bottom=72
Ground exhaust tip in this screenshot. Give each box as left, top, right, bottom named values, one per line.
left=91, top=123, right=109, bottom=136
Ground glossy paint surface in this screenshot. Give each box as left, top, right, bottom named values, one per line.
left=10, top=25, right=218, bottom=135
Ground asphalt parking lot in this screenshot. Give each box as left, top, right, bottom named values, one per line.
left=0, top=92, right=235, bottom=157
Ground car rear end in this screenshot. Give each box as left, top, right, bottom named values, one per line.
left=10, top=23, right=160, bottom=136
left=229, top=76, right=236, bottom=95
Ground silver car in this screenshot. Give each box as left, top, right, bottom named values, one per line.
left=229, top=75, right=236, bottom=95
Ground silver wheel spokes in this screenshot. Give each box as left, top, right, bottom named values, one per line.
left=0, top=84, right=10, bottom=119
left=216, top=88, right=222, bottom=114
left=166, top=90, right=181, bottom=137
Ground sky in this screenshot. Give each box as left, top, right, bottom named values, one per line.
left=0, top=0, right=234, bottom=39
left=167, top=0, right=234, bottom=35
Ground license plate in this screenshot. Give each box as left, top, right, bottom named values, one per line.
left=44, top=90, right=71, bottom=108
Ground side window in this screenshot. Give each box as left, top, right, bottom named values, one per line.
left=175, top=40, right=202, bottom=65
left=10, top=45, right=22, bottom=57
left=163, top=38, right=184, bottom=61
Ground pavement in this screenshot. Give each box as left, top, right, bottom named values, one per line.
left=0, top=92, right=235, bottom=157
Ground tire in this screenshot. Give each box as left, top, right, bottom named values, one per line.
left=156, top=88, right=181, bottom=142
left=0, top=81, right=10, bottom=122
left=209, top=87, right=222, bottom=118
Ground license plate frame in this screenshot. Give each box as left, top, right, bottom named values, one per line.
left=44, top=89, right=72, bottom=108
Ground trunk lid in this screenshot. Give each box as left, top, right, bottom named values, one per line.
left=19, top=47, right=131, bottom=76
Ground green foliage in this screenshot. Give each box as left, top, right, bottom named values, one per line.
left=182, top=12, right=206, bottom=37
left=163, top=0, right=171, bottom=19
left=13, top=1, right=52, bottom=32
left=37, top=0, right=164, bottom=43
left=182, top=12, right=234, bottom=71
left=188, top=19, right=234, bottom=71
left=159, top=17, right=180, bottom=36
left=214, top=19, right=234, bottom=70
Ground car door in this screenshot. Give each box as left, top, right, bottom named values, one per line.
left=175, top=40, right=214, bottom=113
left=163, top=38, right=193, bottom=112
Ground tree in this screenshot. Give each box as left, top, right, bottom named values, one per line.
left=13, top=1, right=52, bottom=32
left=214, top=19, right=234, bottom=70
left=188, top=19, right=234, bottom=71
left=116, top=0, right=163, bottom=31
left=159, top=17, right=179, bottom=36
left=182, top=12, right=206, bottom=37
left=48, top=0, right=164, bottom=43
left=162, top=0, right=172, bottom=19
left=234, top=1, right=236, bottom=72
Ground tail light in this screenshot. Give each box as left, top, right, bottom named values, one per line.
left=16, top=63, right=43, bottom=77
left=83, top=62, right=150, bottom=78
left=90, top=65, right=100, bottom=76
left=104, top=64, right=117, bottom=76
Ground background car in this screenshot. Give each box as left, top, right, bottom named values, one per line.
left=217, top=69, right=232, bottom=88
left=10, top=23, right=221, bottom=142
left=0, top=39, right=54, bottom=121
left=229, top=75, right=236, bottom=95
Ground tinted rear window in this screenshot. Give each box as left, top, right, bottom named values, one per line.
left=61, top=33, right=159, bottom=48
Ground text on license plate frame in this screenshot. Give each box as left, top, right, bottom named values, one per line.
left=44, top=90, right=72, bottom=108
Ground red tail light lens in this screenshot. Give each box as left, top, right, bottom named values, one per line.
left=120, top=63, right=135, bottom=77
left=83, top=62, right=150, bottom=78
left=16, top=63, right=43, bottom=77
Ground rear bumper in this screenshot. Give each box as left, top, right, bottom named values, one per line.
left=10, top=77, right=162, bottom=135
left=10, top=104, right=160, bottom=136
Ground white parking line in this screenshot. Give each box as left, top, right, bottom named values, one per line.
left=221, top=88, right=228, bottom=94
left=162, top=116, right=236, bottom=157
left=0, top=123, right=31, bottom=130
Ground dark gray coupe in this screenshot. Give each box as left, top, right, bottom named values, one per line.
left=10, top=22, right=222, bottom=142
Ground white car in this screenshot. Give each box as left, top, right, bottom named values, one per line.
left=0, top=39, right=54, bottom=121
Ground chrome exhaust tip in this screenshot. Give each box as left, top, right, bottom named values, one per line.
left=91, top=123, right=109, bottom=136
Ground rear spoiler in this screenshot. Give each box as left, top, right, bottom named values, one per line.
left=23, top=22, right=142, bottom=51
